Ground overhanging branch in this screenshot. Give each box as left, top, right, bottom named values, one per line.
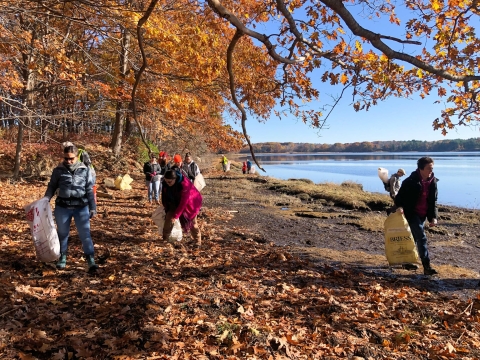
left=226, top=30, right=265, bottom=172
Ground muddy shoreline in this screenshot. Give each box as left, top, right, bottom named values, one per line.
left=201, top=173, right=480, bottom=299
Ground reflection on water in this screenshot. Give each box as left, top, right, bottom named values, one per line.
left=252, top=152, right=480, bottom=209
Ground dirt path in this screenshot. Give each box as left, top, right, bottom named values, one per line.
left=202, top=175, right=480, bottom=299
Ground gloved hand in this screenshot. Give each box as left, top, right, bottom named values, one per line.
left=89, top=210, right=96, bottom=219
left=152, top=172, right=156, bottom=176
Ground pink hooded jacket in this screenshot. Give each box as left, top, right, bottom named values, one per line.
left=162, top=171, right=202, bottom=231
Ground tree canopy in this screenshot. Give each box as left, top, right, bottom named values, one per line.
left=1, top=0, right=480, bottom=175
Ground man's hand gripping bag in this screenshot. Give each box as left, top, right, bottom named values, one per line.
left=384, top=212, right=419, bottom=265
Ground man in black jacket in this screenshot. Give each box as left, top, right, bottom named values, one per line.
left=394, top=156, right=439, bottom=276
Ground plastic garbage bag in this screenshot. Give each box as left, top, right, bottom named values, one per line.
left=151, top=206, right=183, bottom=242
left=378, top=167, right=389, bottom=183
left=384, top=211, right=419, bottom=265
left=114, top=174, right=133, bottom=190
left=194, top=173, right=206, bottom=192
left=170, top=219, right=183, bottom=242
left=249, top=166, right=256, bottom=174
left=24, top=198, right=60, bottom=262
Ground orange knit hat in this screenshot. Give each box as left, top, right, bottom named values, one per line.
left=173, top=154, right=182, bottom=163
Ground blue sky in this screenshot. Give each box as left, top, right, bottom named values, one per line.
left=226, top=94, right=480, bottom=144
left=225, top=3, right=480, bottom=144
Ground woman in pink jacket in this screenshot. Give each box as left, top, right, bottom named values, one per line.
left=161, top=169, right=202, bottom=246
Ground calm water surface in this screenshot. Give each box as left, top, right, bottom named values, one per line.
left=252, top=152, right=480, bottom=209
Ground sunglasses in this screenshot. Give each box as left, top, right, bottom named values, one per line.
left=64, top=157, right=75, bottom=161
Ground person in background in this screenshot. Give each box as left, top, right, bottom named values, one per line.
left=172, top=154, right=183, bottom=169
left=242, top=161, right=247, bottom=174
left=143, top=153, right=161, bottom=205
left=389, top=168, right=406, bottom=199
left=182, top=152, right=200, bottom=182
left=44, top=143, right=98, bottom=271
left=161, top=169, right=202, bottom=246
left=158, top=151, right=171, bottom=175
left=246, top=158, right=252, bottom=173
left=221, top=155, right=228, bottom=172
left=395, top=157, right=439, bottom=276
left=171, top=153, right=189, bottom=178
left=63, top=141, right=96, bottom=184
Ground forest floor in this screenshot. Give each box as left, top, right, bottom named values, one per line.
left=0, top=142, right=480, bottom=359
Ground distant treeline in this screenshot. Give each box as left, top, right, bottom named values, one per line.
left=239, top=138, right=480, bottom=153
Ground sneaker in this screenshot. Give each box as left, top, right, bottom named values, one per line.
left=423, top=267, right=438, bottom=276
left=86, top=255, right=99, bottom=271
left=56, top=253, right=67, bottom=269
left=402, top=263, right=419, bottom=271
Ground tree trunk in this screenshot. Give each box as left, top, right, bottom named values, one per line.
left=13, top=21, right=37, bottom=179
left=110, top=26, right=131, bottom=156
left=13, top=122, right=24, bottom=177
left=124, top=113, right=133, bottom=139
left=111, top=102, right=126, bottom=156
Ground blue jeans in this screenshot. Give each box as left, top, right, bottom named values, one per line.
left=146, top=180, right=161, bottom=201
left=54, top=205, right=94, bottom=256
left=407, top=214, right=430, bottom=267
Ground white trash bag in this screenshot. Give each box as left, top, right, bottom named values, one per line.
left=194, top=173, right=206, bottom=192
left=151, top=206, right=183, bottom=242
left=24, top=198, right=60, bottom=262
left=378, top=167, right=389, bottom=183
left=170, top=219, right=183, bottom=242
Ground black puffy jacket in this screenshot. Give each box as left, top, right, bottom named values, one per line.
left=394, top=170, right=438, bottom=222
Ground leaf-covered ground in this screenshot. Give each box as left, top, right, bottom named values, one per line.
left=1, top=154, right=480, bottom=359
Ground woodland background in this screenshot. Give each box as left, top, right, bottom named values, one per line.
left=4, top=0, right=480, bottom=179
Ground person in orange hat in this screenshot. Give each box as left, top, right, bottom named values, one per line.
left=173, top=154, right=183, bottom=167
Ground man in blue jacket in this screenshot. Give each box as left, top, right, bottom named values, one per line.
left=395, top=156, right=438, bottom=276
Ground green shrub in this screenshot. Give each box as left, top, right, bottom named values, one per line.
left=137, top=140, right=159, bottom=164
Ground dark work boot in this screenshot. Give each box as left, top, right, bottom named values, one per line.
left=56, top=253, right=67, bottom=269
left=86, top=255, right=98, bottom=272
left=423, top=266, right=438, bottom=276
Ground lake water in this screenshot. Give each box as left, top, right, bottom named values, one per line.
left=252, top=152, right=480, bottom=209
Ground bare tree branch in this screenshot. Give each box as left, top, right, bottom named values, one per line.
left=207, top=0, right=298, bottom=65
left=226, top=29, right=265, bottom=172
left=130, top=0, right=160, bottom=154
left=318, top=0, right=480, bottom=82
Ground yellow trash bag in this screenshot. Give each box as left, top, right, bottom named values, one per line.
left=384, top=211, right=419, bottom=265
left=114, top=174, right=133, bottom=190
